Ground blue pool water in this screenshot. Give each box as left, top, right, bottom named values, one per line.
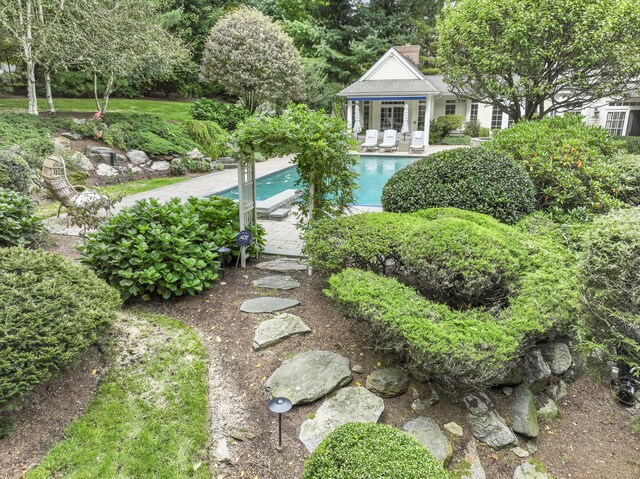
left=217, top=156, right=420, bottom=206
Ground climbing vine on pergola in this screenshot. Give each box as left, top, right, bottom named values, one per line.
left=232, top=104, right=358, bottom=230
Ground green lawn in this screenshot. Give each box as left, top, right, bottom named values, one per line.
left=0, top=97, right=193, bottom=121
left=35, top=176, right=193, bottom=218
left=26, top=312, right=209, bottom=479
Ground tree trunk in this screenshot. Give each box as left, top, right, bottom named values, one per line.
left=44, top=70, right=55, bottom=113
left=93, top=72, right=102, bottom=112
left=101, top=73, right=115, bottom=114
left=22, top=0, right=38, bottom=115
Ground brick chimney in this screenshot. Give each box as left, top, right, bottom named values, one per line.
left=394, top=45, right=421, bottom=67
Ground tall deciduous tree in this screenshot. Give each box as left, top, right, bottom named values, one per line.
left=200, top=7, right=304, bottom=112
left=437, top=0, right=640, bottom=121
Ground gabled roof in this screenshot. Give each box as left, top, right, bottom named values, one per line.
left=422, top=75, right=451, bottom=94
left=339, top=79, right=439, bottom=97
left=359, top=47, right=425, bottom=81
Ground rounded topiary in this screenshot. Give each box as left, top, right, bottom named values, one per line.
left=301, top=422, right=451, bottom=479
left=0, top=149, right=32, bottom=194
left=381, top=147, right=536, bottom=223
left=0, top=248, right=121, bottom=408
left=78, top=196, right=265, bottom=300
left=580, top=207, right=640, bottom=366
left=0, top=187, right=43, bottom=247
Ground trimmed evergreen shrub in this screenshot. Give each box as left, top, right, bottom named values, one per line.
left=0, top=187, right=43, bottom=247
left=610, top=154, right=640, bottom=206
left=381, top=148, right=536, bottom=224
left=189, top=99, right=251, bottom=131
left=615, top=136, right=640, bottom=154
left=0, top=149, right=32, bottom=194
left=311, top=208, right=580, bottom=387
left=580, top=207, right=640, bottom=367
left=79, top=196, right=265, bottom=300
left=486, top=115, right=624, bottom=219
left=301, top=423, right=451, bottom=479
left=0, top=248, right=121, bottom=409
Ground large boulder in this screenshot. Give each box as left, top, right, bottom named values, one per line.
left=541, top=342, right=572, bottom=375
left=60, top=131, right=83, bottom=141
left=240, top=297, right=299, bottom=313
left=150, top=160, right=171, bottom=171
left=512, top=386, right=539, bottom=438
left=252, top=313, right=311, bottom=350
left=126, top=150, right=150, bottom=165
left=491, top=365, right=525, bottom=386
left=543, top=380, right=568, bottom=402
left=537, top=398, right=561, bottom=420
left=96, top=163, right=118, bottom=177
left=365, top=368, right=410, bottom=398
left=524, top=349, right=552, bottom=393
left=464, top=393, right=517, bottom=449
left=403, top=416, right=452, bottom=464
left=264, top=350, right=351, bottom=405
left=86, top=146, right=117, bottom=162
left=70, top=152, right=94, bottom=171
left=298, top=386, right=384, bottom=452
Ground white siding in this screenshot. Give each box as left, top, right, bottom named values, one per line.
left=368, top=55, right=419, bottom=81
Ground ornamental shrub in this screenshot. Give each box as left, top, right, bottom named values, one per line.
left=189, top=99, right=251, bottom=131
left=0, top=187, right=43, bottom=247
left=314, top=208, right=580, bottom=387
left=434, top=114, right=464, bottom=136
left=486, top=115, right=624, bottom=219
left=579, top=208, right=640, bottom=367
left=609, top=154, right=640, bottom=206
left=0, top=248, right=121, bottom=409
left=301, top=423, right=451, bottom=479
left=79, top=196, right=265, bottom=300
left=0, top=149, right=32, bottom=194
left=615, top=136, right=640, bottom=154
left=381, top=148, right=536, bottom=224
left=182, top=120, right=231, bottom=159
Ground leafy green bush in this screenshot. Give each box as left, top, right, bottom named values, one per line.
left=435, top=114, right=464, bottom=136
left=579, top=208, right=640, bottom=367
left=609, top=154, right=640, bottom=206
left=0, top=149, right=32, bottom=194
left=182, top=120, right=230, bottom=159
left=0, top=187, right=43, bottom=247
left=615, top=136, right=640, bottom=154
left=79, top=196, right=265, bottom=300
left=381, top=148, right=536, bottom=224
left=463, top=119, right=481, bottom=137
left=486, top=115, right=624, bottom=219
left=479, top=127, right=490, bottom=137
left=189, top=99, right=251, bottom=131
left=301, top=423, right=451, bottom=479
left=0, top=248, right=121, bottom=409
left=441, top=135, right=471, bottom=145
left=313, top=209, right=580, bottom=387
left=170, top=157, right=212, bottom=176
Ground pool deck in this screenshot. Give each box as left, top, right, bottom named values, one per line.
left=46, top=145, right=462, bottom=255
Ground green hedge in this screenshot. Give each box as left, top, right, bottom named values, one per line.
left=79, top=196, right=265, bottom=300
left=610, top=154, right=640, bottom=206
left=189, top=98, right=251, bottom=131
left=381, top=148, right=536, bottom=224
left=486, top=115, right=624, bottom=220
left=579, top=207, right=640, bottom=367
left=314, top=209, right=580, bottom=387
left=301, top=423, right=451, bottom=479
left=0, top=149, right=32, bottom=194
left=615, top=136, right=640, bottom=154
left=0, top=187, right=43, bottom=247
left=0, top=248, right=121, bottom=409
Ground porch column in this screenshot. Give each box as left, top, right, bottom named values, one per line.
left=347, top=99, right=353, bottom=130
left=424, top=96, right=432, bottom=147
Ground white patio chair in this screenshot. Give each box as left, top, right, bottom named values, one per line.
left=361, top=129, right=379, bottom=151
left=379, top=130, right=398, bottom=152
left=409, top=131, right=426, bottom=153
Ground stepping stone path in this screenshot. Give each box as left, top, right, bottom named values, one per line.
left=403, top=416, right=452, bottom=464
left=512, top=385, right=539, bottom=438
left=265, top=350, right=351, bottom=405
left=464, top=393, right=517, bottom=449
left=252, top=275, right=300, bottom=290
left=240, top=297, right=299, bottom=313
left=256, top=258, right=307, bottom=272
left=299, top=386, right=384, bottom=452
left=252, top=313, right=311, bottom=350
left=365, top=368, right=410, bottom=398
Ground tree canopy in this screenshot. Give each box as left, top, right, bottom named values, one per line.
left=437, top=0, right=640, bottom=121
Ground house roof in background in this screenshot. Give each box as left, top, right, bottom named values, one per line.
left=339, top=79, right=439, bottom=97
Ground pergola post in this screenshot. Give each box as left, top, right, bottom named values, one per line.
left=347, top=99, right=353, bottom=131
left=237, top=156, right=256, bottom=268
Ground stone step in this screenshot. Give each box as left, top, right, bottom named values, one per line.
left=252, top=313, right=311, bottom=350
left=252, top=275, right=300, bottom=290
left=240, top=297, right=299, bottom=313
left=256, top=258, right=307, bottom=272
left=267, top=208, right=291, bottom=220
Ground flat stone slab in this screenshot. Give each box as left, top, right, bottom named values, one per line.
left=403, top=416, right=452, bottom=464
left=253, top=313, right=311, bottom=350
left=252, top=275, right=300, bottom=290
left=265, top=350, right=351, bottom=405
left=299, top=386, right=384, bottom=452
left=256, top=258, right=307, bottom=272
left=240, top=297, right=299, bottom=313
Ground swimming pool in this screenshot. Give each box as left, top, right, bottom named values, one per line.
left=216, top=156, right=420, bottom=207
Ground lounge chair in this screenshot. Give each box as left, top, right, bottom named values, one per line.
left=379, top=130, right=398, bottom=152
left=361, top=129, right=379, bottom=151
left=409, top=131, right=426, bottom=153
